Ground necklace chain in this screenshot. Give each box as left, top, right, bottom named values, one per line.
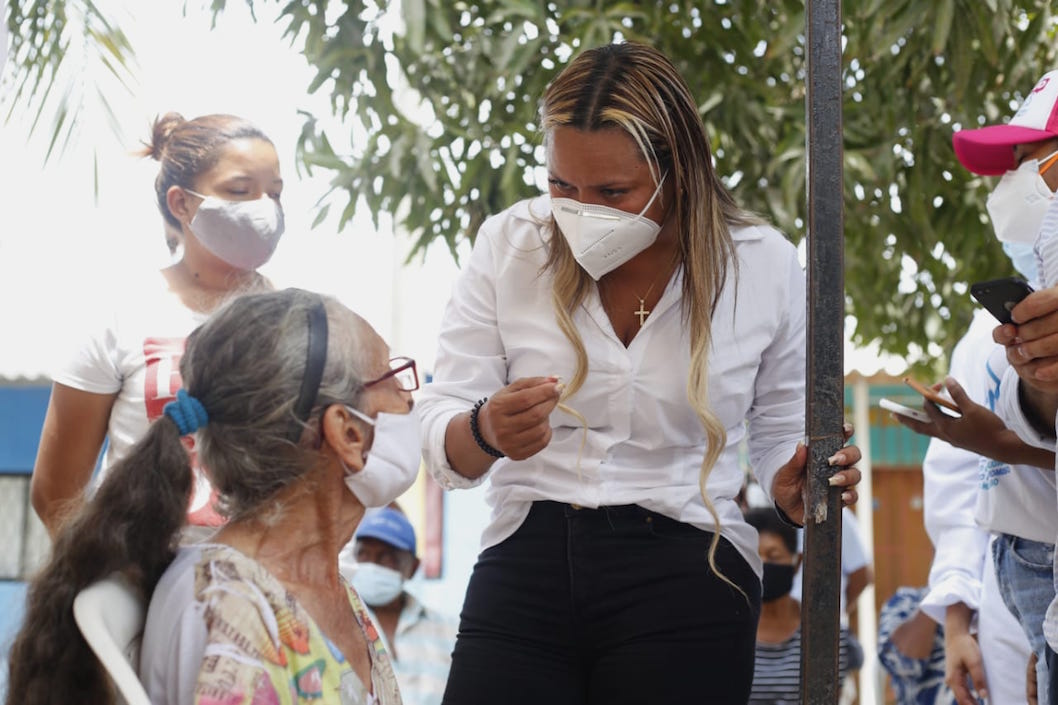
left=600, top=256, right=679, bottom=328
left=631, top=260, right=676, bottom=326
left=633, top=276, right=663, bottom=326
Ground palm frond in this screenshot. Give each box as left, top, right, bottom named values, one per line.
left=3, top=0, right=138, bottom=166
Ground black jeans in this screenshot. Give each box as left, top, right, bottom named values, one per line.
left=441, top=501, right=761, bottom=705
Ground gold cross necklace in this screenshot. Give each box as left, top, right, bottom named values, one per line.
left=602, top=254, right=679, bottom=329
left=631, top=260, right=676, bottom=326
left=633, top=277, right=662, bottom=326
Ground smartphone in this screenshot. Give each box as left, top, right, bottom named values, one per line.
left=970, top=276, right=1035, bottom=325
left=879, top=398, right=931, bottom=423
left=903, top=377, right=961, bottom=414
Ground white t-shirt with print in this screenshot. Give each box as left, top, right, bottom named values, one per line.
left=53, top=270, right=222, bottom=526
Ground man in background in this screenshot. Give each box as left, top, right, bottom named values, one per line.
left=341, top=506, right=458, bottom=705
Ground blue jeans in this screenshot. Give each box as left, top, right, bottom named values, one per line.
left=442, top=501, right=761, bottom=705
left=1047, top=645, right=1058, bottom=705
left=994, top=533, right=1056, bottom=704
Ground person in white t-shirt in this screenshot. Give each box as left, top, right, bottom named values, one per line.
left=30, top=112, right=284, bottom=535
left=416, top=41, right=863, bottom=704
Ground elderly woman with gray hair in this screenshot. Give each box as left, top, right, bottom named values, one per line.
left=6, top=288, right=421, bottom=705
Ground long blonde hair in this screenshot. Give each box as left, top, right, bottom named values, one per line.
left=541, top=42, right=763, bottom=583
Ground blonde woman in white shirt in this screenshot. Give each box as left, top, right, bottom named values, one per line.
left=417, top=42, right=862, bottom=704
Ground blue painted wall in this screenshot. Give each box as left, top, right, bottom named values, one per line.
left=0, top=385, right=49, bottom=475
left=0, top=382, right=48, bottom=699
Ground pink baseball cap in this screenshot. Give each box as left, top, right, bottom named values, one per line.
left=953, top=71, right=1058, bottom=175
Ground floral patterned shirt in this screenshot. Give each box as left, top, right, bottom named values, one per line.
left=140, top=543, right=403, bottom=705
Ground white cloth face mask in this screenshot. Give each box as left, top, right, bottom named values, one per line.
left=986, top=151, right=1058, bottom=244
left=342, top=405, right=422, bottom=508
left=351, top=562, right=405, bottom=606
left=551, top=172, right=667, bottom=280
left=186, top=190, right=285, bottom=270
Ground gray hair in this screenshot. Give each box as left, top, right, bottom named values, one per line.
left=182, top=288, right=372, bottom=519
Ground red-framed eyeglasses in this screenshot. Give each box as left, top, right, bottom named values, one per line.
left=363, top=356, right=419, bottom=392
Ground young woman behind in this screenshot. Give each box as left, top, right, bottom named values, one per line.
left=31, top=112, right=284, bottom=535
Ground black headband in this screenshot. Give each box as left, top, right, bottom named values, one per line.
left=289, top=296, right=328, bottom=442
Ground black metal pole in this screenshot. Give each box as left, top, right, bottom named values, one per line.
left=801, top=0, right=845, bottom=703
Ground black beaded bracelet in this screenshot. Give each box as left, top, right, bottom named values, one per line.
left=470, top=397, right=505, bottom=458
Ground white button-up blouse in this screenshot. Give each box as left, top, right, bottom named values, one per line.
left=417, top=195, right=806, bottom=575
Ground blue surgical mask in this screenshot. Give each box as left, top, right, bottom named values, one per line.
left=1003, top=241, right=1040, bottom=283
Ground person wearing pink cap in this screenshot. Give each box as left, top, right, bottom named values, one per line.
left=945, top=70, right=1058, bottom=705
left=974, top=70, right=1058, bottom=705
left=888, top=70, right=1058, bottom=705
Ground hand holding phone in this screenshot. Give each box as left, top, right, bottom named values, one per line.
left=904, top=377, right=961, bottom=414
left=970, top=276, right=1035, bottom=325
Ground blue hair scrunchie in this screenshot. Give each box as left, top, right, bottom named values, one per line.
left=163, top=388, right=209, bottom=436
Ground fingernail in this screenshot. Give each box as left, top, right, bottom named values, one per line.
left=828, top=453, right=845, bottom=466
left=555, top=382, right=566, bottom=393
left=828, top=474, right=842, bottom=486
left=841, top=491, right=853, bottom=503
left=843, top=422, right=853, bottom=434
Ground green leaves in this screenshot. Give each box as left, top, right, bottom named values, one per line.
left=4, top=0, right=138, bottom=192
left=9, top=0, right=1058, bottom=372
left=271, top=0, right=1058, bottom=371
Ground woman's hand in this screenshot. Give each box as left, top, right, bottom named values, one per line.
left=890, top=377, right=1055, bottom=468
left=478, top=377, right=563, bottom=461
left=770, top=423, right=861, bottom=526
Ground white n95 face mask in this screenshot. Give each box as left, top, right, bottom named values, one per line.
left=351, top=562, right=404, bottom=606
left=551, top=173, right=667, bottom=280
left=986, top=152, right=1058, bottom=244
left=187, top=190, right=285, bottom=270
left=343, top=406, right=422, bottom=508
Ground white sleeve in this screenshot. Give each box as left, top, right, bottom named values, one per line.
left=920, top=438, right=991, bottom=623
left=840, top=507, right=869, bottom=574
left=162, top=602, right=209, bottom=705
left=416, top=216, right=512, bottom=490
left=140, top=555, right=209, bottom=705
left=51, top=304, right=123, bottom=394
left=745, top=243, right=807, bottom=500
left=919, top=311, right=996, bottom=623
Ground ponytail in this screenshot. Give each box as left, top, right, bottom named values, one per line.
left=5, top=416, right=193, bottom=705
